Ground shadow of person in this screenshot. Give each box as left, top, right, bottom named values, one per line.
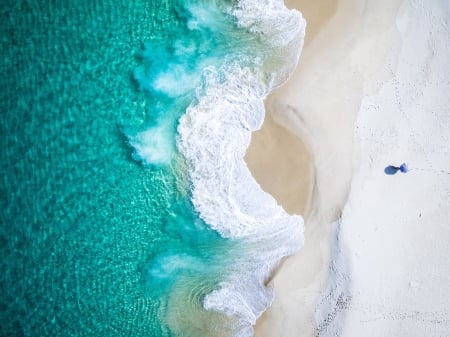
left=384, top=165, right=400, bottom=175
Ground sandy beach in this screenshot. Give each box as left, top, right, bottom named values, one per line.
left=246, top=0, right=450, bottom=335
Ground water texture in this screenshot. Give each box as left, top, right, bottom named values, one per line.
left=0, top=1, right=305, bottom=336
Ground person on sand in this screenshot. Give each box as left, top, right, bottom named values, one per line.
left=384, top=163, right=408, bottom=175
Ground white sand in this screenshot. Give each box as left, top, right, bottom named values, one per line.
left=316, top=1, right=450, bottom=335
left=248, top=0, right=450, bottom=336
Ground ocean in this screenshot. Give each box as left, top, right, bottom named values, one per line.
left=0, top=1, right=305, bottom=336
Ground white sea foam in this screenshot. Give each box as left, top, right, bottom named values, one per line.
left=178, top=63, right=304, bottom=336
left=178, top=65, right=301, bottom=238
left=128, top=120, right=175, bottom=165
left=177, top=1, right=306, bottom=334
left=229, top=0, right=305, bottom=88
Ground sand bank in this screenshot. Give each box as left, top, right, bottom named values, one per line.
left=245, top=0, right=409, bottom=335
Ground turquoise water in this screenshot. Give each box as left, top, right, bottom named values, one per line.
left=1, top=1, right=304, bottom=336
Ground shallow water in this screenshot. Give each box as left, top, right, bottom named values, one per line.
left=1, top=1, right=305, bottom=336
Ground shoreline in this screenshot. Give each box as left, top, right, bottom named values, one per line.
left=244, top=0, right=341, bottom=220
left=246, top=0, right=405, bottom=336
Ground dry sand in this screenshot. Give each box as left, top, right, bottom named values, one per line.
left=316, top=1, right=450, bottom=335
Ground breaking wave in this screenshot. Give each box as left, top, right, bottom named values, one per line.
left=176, top=1, right=306, bottom=335
left=130, top=0, right=306, bottom=335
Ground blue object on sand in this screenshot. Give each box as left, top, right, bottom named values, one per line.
left=384, top=165, right=400, bottom=175
left=399, top=163, right=408, bottom=173
left=384, top=163, right=408, bottom=175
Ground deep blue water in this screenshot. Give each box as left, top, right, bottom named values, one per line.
left=1, top=1, right=305, bottom=336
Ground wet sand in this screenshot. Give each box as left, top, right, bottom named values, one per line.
left=244, top=113, right=313, bottom=217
